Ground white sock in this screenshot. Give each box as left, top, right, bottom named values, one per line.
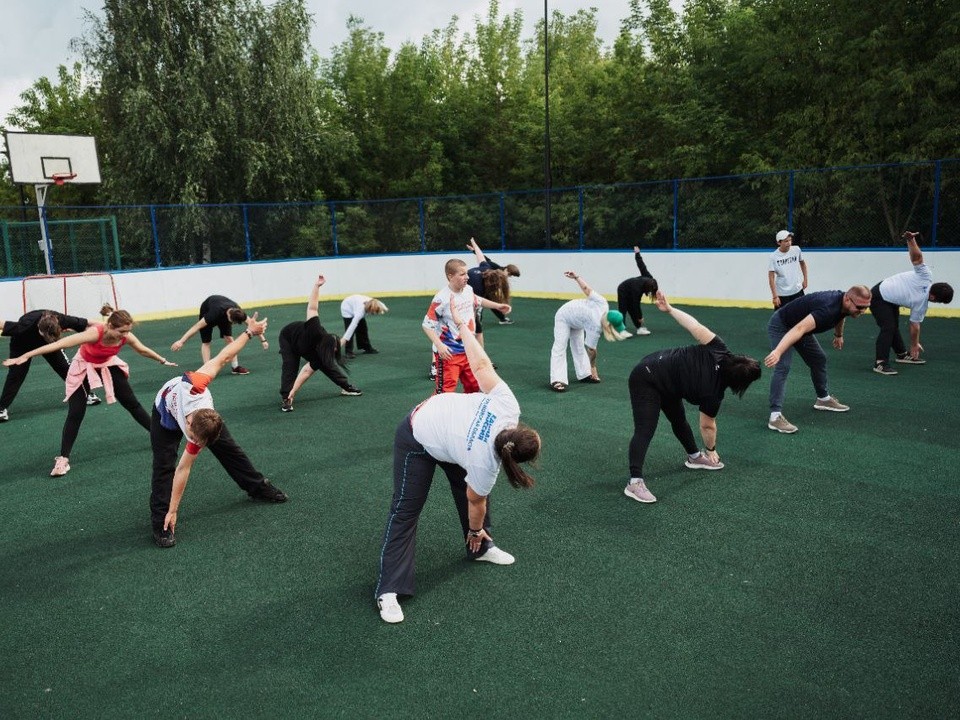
left=770, top=412, right=781, bottom=422
left=817, top=395, right=831, bottom=402
left=629, top=477, right=643, bottom=485
left=688, top=452, right=701, bottom=460
left=231, top=358, right=239, bottom=369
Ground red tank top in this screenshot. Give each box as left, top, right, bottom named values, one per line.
left=79, top=323, right=127, bottom=363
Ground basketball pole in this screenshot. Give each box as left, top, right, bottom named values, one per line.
left=34, top=183, right=55, bottom=275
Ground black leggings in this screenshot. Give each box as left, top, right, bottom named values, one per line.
left=627, top=365, right=698, bottom=478
left=60, top=366, right=151, bottom=457
left=870, top=283, right=906, bottom=361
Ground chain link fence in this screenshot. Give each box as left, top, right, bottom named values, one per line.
left=1, top=159, right=956, bottom=278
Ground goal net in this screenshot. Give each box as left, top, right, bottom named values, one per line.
left=22, top=273, right=119, bottom=320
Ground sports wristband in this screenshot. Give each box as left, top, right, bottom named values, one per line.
left=244, top=329, right=254, bottom=338
left=705, top=445, right=716, bottom=452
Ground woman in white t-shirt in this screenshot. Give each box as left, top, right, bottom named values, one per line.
left=374, top=300, right=540, bottom=624
left=550, top=271, right=631, bottom=391
left=339, top=295, right=389, bottom=359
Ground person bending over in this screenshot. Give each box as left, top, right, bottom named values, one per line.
left=617, top=246, right=658, bottom=335
left=374, top=298, right=540, bottom=624
left=151, top=312, right=288, bottom=549
left=625, top=291, right=761, bottom=504
left=869, top=230, right=953, bottom=375
left=171, top=295, right=268, bottom=374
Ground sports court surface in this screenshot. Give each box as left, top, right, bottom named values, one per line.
left=2, top=297, right=957, bottom=718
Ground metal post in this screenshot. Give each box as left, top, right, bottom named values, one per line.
left=788, top=170, right=795, bottom=231
left=544, top=0, right=552, bottom=249
left=931, top=160, right=941, bottom=247
left=418, top=198, right=426, bottom=251
left=34, top=185, right=54, bottom=274
left=150, top=206, right=162, bottom=267
left=329, top=202, right=339, bottom=256
left=242, top=204, right=252, bottom=261
left=672, top=179, right=679, bottom=250
left=577, top=187, right=585, bottom=250
left=499, top=193, right=506, bottom=250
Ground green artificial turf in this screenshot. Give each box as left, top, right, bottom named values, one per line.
left=1, top=297, right=958, bottom=719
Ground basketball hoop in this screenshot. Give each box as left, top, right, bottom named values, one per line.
left=51, top=172, right=78, bottom=185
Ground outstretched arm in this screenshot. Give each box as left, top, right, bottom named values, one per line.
left=163, top=449, right=200, bottom=532
left=126, top=333, right=178, bottom=366
left=466, top=237, right=485, bottom=265
left=765, top=315, right=816, bottom=367
left=171, top=318, right=208, bottom=351
left=564, top=271, right=593, bottom=298
left=2, top=326, right=99, bottom=366
left=634, top=247, right=652, bottom=277
left=306, top=275, right=325, bottom=320
left=449, top=298, right=500, bottom=393
left=195, top=314, right=268, bottom=379
left=903, top=231, right=923, bottom=265
left=655, top=291, right=716, bottom=345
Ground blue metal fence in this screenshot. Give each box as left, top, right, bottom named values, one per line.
left=1, top=158, right=957, bottom=278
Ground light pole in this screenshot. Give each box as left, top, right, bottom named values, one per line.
left=543, top=0, right=552, bottom=248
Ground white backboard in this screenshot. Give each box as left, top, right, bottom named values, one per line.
left=3, top=131, right=102, bottom=185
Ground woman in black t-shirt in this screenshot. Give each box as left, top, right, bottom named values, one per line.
left=624, top=292, right=761, bottom=504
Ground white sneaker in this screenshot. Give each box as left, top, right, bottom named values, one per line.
left=624, top=480, right=657, bottom=503
left=0, top=408, right=8, bottom=422
left=377, top=593, right=404, bottom=623
left=475, top=546, right=515, bottom=565
left=50, top=456, right=71, bottom=477
left=636, top=327, right=651, bottom=336
left=86, top=394, right=102, bottom=406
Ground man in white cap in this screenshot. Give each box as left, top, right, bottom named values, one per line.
left=768, top=230, right=808, bottom=308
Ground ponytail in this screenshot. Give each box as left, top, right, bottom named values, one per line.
left=495, top=424, right=541, bottom=489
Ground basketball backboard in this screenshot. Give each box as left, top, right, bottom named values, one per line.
left=3, top=131, right=101, bottom=185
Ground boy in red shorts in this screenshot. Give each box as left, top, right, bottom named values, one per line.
left=423, top=259, right=510, bottom=394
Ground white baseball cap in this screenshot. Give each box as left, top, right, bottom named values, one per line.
left=776, top=230, right=794, bottom=243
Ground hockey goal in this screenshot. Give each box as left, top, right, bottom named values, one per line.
left=22, top=273, right=119, bottom=319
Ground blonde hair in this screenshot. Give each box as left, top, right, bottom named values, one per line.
left=601, top=316, right=631, bottom=342
left=445, top=259, right=467, bottom=277
left=364, top=299, right=389, bottom=315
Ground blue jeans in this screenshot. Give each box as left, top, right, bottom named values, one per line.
left=767, top=314, right=829, bottom=413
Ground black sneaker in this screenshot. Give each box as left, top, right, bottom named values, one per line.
left=250, top=480, right=288, bottom=503
left=280, top=398, right=294, bottom=412
left=362, top=348, right=379, bottom=354
left=153, top=528, right=176, bottom=548
left=341, top=385, right=362, bottom=396
left=86, top=394, right=102, bottom=406
left=345, top=352, right=357, bottom=359
left=498, top=318, right=514, bottom=325
left=873, top=361, right=897, bottom=375
left=231, top=366, right=250, bottom=375
left=895, top=352, right=926, bottom=365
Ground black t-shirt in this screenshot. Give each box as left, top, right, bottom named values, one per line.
left=2, top=310, right=88, bottom=350
left=467, top=263, right=492, bottom=298
left=281, top=316, right=329, bottom=370
left=639, top=336, right=731, bottom=417
left=200, top=295, right=238, bottom=326
left=774, top=290, right=844, bottom=334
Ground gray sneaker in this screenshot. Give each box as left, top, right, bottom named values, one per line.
left=814, top=397, right=849, bottom=412
left=624, top=479, right=657, bottom=503
left=768, top=415, right=798, bottom=434
left=684, top=453, right=724, bottom=470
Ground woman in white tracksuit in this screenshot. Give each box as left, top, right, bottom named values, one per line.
left=550, top=271, right=629, bottom=391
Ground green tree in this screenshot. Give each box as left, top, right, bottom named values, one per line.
left=86, top=0, right=332, bottom=205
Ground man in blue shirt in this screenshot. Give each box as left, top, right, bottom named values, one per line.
left=764, top=285, right=872, bottom=433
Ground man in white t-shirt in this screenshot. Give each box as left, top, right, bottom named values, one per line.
left=375, top=298, right=540, bottom=624
left=768, top=230, right=808, bottom=308
left=150, top=313, right=288, bottom=549
left=869, top=230, right=953, bottom=375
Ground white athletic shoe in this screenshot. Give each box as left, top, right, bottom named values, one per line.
left=636, top=327, right=651, bottom=336
left=377, top=593, right=404, bottom=623
left=0, top=408, right=8, bottom=422
left=475, top=546, right=515, bottom=565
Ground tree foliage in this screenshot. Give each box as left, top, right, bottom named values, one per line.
left=2, top=0, right=956, bottom=217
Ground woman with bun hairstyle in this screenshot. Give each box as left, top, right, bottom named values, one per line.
left=3, top=304, right=177, bottom=476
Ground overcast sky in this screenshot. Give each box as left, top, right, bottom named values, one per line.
left=1, top=1, right=660, bottom=130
